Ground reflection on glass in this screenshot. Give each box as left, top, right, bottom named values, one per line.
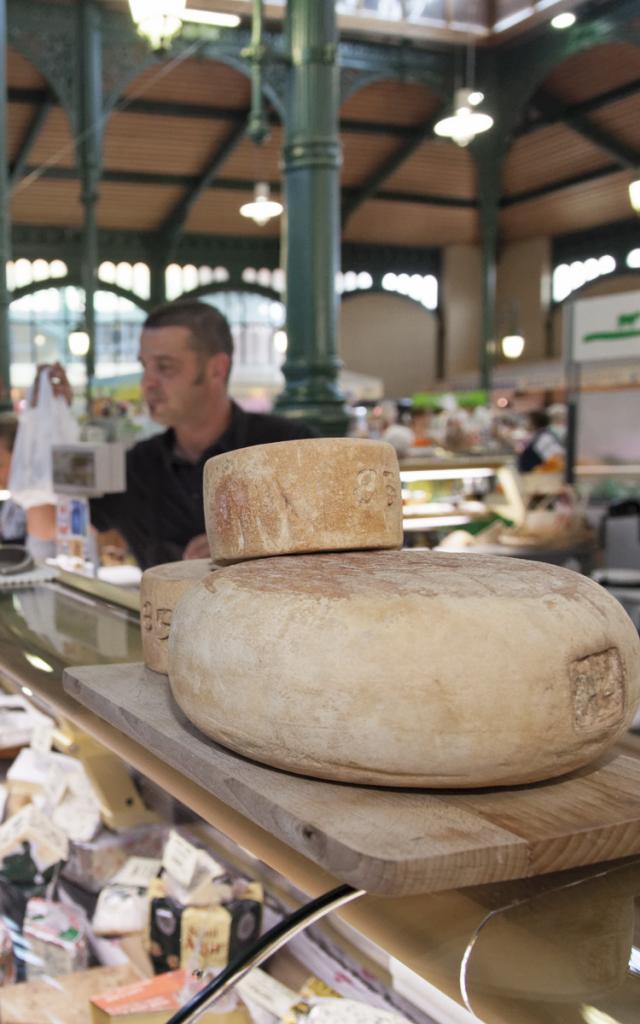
left=459, top=860, right=640, bottom=1024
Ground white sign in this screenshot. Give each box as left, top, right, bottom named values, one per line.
left=572, top=291, right=640, bottom=363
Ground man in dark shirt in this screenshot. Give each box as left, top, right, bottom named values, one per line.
left=517, top=409, right=565, bottom=475
left=90, top=300, right=315, bottom=568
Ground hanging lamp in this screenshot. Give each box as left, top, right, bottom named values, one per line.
left=435, top=35, right=493, bottom=148
left=128, top=1, right=240, bottom=50
left=128, top=0, right=186, bottom=49
left=629, top=177, right=640, bottom=214
left=434, top=86, right=493, bottom=148
left=239, top=183, right=283, bottom=227
left=501, top=333, right=525, bottom=359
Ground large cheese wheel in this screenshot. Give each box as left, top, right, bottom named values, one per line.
left=140, top=559, right=214, bottom=674
left=168, top=551, right=640, bottom=788
left=203, top=438, right=403, bottom=564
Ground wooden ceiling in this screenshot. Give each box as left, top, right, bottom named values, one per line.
left=7, top=29, right=640, bottom=253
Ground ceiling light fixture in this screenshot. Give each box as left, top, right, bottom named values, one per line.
left=434, top=87, right=493, bottom=147
left=501, top=333, right=526, bottom=360
left=551, top=12, right=576, bottom=30
left=68, top=330, right=90, bottom=357
left=128, top=0, right=186, bottom=49
left=182, top=9, right=240, bottom=28
left=435, top=37, right=493, bottom=149
left=239, top=183, right=283, bottom=227
left=128, top=2, right=239, bottom=50
left=629, top=177, right=640, bottom=214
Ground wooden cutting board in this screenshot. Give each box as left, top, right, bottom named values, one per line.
left=64, top=663, right=640, bottom=897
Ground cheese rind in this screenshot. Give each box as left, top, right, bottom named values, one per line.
left=168, top=550, right=640, bottom=788
left=203, top=438, right=403, bottom=564
left=140, top=559, right=214, bottom=674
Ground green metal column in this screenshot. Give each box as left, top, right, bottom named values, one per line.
left=275, top=0, right=348, bottom=436
left=478, top=180, right=499, bottom=394
left=148, top=257, right=167, bottom=311
left=0, top=0, right=11, bottom=410
left=78, top=0, right=102, bottom=409
left=472, top=48, right=504, bottom=397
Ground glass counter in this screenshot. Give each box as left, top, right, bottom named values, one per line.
left=0, top=575, right=638, bottom=1023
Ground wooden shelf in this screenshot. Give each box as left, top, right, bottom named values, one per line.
left=63, top=662, right=640, bottom=901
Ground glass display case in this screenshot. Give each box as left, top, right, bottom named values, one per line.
left=0, top=573, right=638, bottom=1023
left=399, top=456, right=525, bottom=538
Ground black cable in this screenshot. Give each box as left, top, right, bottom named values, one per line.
left=166, top=882, right=365, bottom=1024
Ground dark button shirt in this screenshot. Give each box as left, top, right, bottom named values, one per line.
left=90, top=401, right=316, bottom=569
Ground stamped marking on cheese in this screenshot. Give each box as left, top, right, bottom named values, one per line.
left=142, top=602, right=173, bottom=640
left=570, top=647, right=625, bottom=732
left=155, top=608, right=172, bottom=641
left=141, top=601, right=153, bottom=632
left=354, top=468, right=378, bottom=505
left=354, top=467, right=400, bottom=508
left=383, top=469, right=398, bottom=506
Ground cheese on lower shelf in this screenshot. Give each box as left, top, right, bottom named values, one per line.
left=0, top=964, right=142, bottom=1024
left=204, top=438, right=403, bottom=563
left=89, top=968, right=250, bottom=1023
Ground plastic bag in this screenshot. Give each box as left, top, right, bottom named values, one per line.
left=9, top=369, right=79, bottom=509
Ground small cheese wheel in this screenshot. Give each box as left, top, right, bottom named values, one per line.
left=168, top=551, right=640, bottom=788
left=204, top=437, right=403, bottom=564
left=140, top=559, right=214, bottom=674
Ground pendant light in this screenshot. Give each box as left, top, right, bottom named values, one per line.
left=128, top=1, right=240, bottom=50
left=128, top=0, right=186, bottom=50
left=629, top=177, right=640, bottom=214
left=501, top=333, right=525, bottom=360
left=239, top=183, right=283, bottom=227
left=434, top=87, right=493, bottom=147
left=434, top=39, right=493, bottom=148
left=500, top=301, right=525, bottom=360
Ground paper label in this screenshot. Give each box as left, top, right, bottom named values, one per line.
left=52, top=793, right=101, bottom=843
left=31, top=720, right=54, bottom=753
left=237, top=968, right=298, bottom=1017
left=112, top=856, right=162, bottom=889
left=0, top=804, right=68, bottom=868
left=306, top=1001, right=411, bottom=1024
left=180, top=906, right=231, bottom=971
left=162, top=830, right=199, bottom=887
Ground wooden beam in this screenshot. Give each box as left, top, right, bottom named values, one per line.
left=501, top=164, right=622, bottom=207
left=21, top=165, right=475, bottom=209
left=10, top=93, right=53, bottom=189
left=341, top=108, right=444, bottom=225
left=160, top=118, right=249, bottom=244
left=532, top=87, right=639, bottom=169
left=516, top=78, right=640, bottom=138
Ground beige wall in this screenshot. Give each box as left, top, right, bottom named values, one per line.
left=339, top=291, right=437, bottom=398
left=495, top=237, right=552, bottom=365
left=442, top=245, right=483, bottom=379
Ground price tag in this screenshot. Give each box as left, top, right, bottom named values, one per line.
left=112, top=856, right=163, bottom=889
left=162, top=830, right=199, bottom=887
left=237, top=968, right=298, bottom=1017
left=30, top=721, right=54, bottom=753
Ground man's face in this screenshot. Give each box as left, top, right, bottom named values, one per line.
left=139, top=325, right=223, bottom=427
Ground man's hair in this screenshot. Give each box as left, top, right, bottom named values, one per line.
left=0, top=413, right=18, bottom=452
left=144, top=300, right=234, bottom=378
